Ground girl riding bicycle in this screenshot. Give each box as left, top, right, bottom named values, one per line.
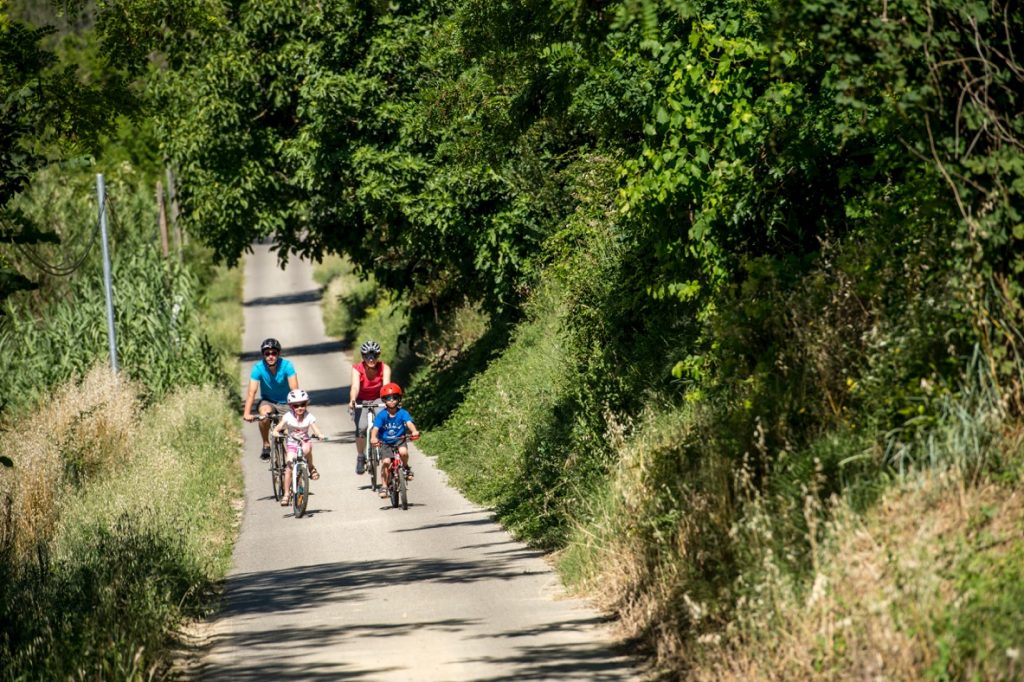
left=369, top=383, right=419, bottom=498
left=271, top=389, right=324, bottom=505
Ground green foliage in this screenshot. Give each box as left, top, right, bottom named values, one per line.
left=69, top=0, right=1024, bottom=675
left=0, top=7, right=134, bottom=309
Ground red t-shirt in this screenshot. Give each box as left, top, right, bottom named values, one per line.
left=353, top=361, right=389, bottom=401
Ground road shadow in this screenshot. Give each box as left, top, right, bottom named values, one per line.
left=243, top=288, right=323, bottom=307
left=305, top=386, right=347, bottom=406
left=201, top=558, right=637, bottom=681
left=240, top=341, right=346, bottom=362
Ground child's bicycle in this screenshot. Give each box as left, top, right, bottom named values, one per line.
left=378, top=434, right=419, bottom=510
left=287, top=434, right=330, bottom=518
left=252, top=413, right=287, bottom=501
left=351, top=399, right=384, bottom=492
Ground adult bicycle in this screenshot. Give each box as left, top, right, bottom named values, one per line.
left=351, top=399, right=384, bottom=492
left=378, top=434, right=419, bottom=510
left=253, top=413, right=287, bottom=501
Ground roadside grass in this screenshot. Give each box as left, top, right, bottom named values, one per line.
left=421, top=285, right=569, bottom=544
left=315, top=254, right=378, bottom=344
left=0, top=368, right=240, bottom=681
left=558, top=371, right=1024, bottom=679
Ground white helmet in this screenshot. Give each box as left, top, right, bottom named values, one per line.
left=287, top=389, right=309, bottom=405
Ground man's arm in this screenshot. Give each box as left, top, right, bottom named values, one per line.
left=242, top=379, right=259, bottom=421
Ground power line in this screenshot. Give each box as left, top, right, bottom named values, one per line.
left=6, top=203, right=100, bottom=277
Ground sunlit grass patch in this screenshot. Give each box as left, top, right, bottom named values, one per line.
left=314, top=254, right=379, bottom=343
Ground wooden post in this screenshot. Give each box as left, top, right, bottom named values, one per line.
left=156, top=180, right=169, bottom=257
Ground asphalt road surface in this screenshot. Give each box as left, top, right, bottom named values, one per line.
left=200, top=244, right=639, bottom=681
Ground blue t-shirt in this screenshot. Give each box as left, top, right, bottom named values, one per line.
left=373, top=408, right=414, bottom=444
left=250, top=358, right=296, bottom=403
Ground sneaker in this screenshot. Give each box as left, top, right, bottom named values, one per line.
left=355, top=453, right=366, bottom=475
left=260, top=446, right=271, bottom=460
left=403, top=465, right=414, bottom=481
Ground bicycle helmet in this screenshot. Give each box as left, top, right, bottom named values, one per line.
left=260, top=338, right=282, bottom=353
left=380, top=378, right=403, bottom=401
left=360, top=339, right=382, bottom=356
left=287, top=389, right=309, bottom=404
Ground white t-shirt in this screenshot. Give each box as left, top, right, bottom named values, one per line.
left=281, top=411, right=317, bottom=440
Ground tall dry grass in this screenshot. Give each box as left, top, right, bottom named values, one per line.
left=0, top=367, right=135, bottom=560
left=0, top=366, right=241, bottom=680
left=560, top=380, right=1024, bottom=680
left=697, top=468, right=1024, bottom=681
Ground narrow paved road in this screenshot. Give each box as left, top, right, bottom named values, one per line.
left=201, top=244, right=638, bottom=681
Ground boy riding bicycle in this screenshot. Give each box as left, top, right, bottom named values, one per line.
left=369, top=383, right=420, bottom=499
left=271, top=389, right=324, bottom=506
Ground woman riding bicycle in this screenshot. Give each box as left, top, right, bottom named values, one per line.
left=369, top=383, right=419, bottom=499
left=271, top=389, right=324, bottom=506
left=348, top=339, right=391, bottom=475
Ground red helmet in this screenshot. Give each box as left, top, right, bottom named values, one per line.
left=380, top=382, right=402, bottom=400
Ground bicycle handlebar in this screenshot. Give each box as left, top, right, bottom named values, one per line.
left=371, top=433, right=420, bottom=447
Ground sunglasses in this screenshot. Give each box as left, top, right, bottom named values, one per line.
left=383, top=395, right=400, bottom=402
left=362, top=354, right=379, bottom=361
left=291, top=402, right=308, bottom=408
left=263, top=350, right=279, bottom=357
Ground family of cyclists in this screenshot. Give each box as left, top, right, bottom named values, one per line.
left=242, top=337, right=419, bottom=504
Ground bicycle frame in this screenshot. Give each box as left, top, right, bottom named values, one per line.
left=379, top=435, right=417, bottom=510
left=255, top=413, right=287, bottom=501
left=357, top=400, right=383, bottom=491
left=290, top=445, right=310, bottom=518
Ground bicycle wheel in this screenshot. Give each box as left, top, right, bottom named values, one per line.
left=398, top=465, right=408, bottom=510
left=271, top=440, right=286, bottom=501
left=368, top=446, right=380, bottom=491
left=293, top=463, right=310, bottom=518
left=388, top=468, right=400, bottom=508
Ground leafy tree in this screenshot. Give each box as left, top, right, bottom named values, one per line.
left=0, top=4, right=123, bottom=310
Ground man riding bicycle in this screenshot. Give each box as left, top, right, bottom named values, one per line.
left=243, top=338, right=300, bottom=459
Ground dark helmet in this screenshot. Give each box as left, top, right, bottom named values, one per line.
left=360, top=339, right=381, bottom=356
left=260, top=338, right=282, bottom=353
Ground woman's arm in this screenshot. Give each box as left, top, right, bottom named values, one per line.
left=349, top=367, right=361, bottom=407
left=382, top=363, right=392, bottom=385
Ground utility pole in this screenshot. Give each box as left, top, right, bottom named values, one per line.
left=96, top=173, right=119, bottom=373
left=156, top=179, right=169, bottom=257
